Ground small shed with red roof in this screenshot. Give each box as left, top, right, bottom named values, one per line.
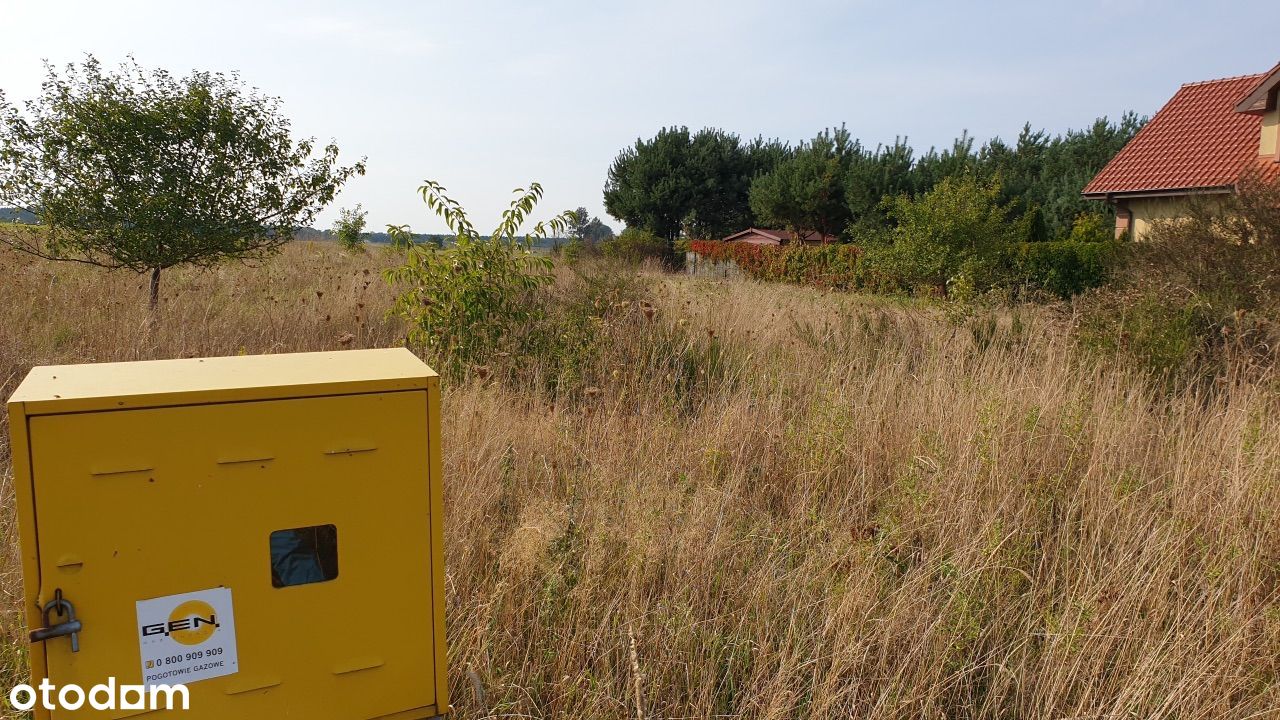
left=1084, top=61, right=1280, bottom=239
left=722, top=228, right=838, bottom=245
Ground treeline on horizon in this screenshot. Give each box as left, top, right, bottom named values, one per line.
left=294, top=227, right=444, bottom=245
left=293, top=227, right=571, bottom=249
left=0, top=212, right=572, bottom=249
left=603, top=114, right=1146, bottom=246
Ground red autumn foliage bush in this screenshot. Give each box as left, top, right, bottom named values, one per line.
left=690, top=240, right=863, bottom=289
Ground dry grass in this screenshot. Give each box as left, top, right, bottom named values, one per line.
left=2, top=241, right=1279, bottom=718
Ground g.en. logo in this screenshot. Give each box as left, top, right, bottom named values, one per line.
left=140, top=600, right=219, bottom=646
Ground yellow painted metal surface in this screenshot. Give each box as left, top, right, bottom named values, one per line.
left=10, top=348, right=435, bottom=415
left=7, top=349, right=448, bottom=719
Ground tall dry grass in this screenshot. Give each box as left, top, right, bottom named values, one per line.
left=1, top=241, right=1278, bottom=718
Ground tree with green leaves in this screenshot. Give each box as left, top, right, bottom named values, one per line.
left=749, top=125, right=856, bottom=239
left=868, top=175, right=1032, bottom=293
left=908, top=132, right=980, bottom=199
left=607, top=115, right=1144, bottom=249
left=0, top=56, right=365, bottom=307
left=568, top=206, right=592, bottom=241
left=334, top=204, right=368, bottom=252
left=564, top=206, right=614, bottom=254
left=844, top=138, right=915, bottom=230
left=603, top=126, right=788, bottom=257
left=1013, top=114, right=1143, bottom=239
left=604, top=127, right=695, bottom=249
left=581, top=216, right=614, bottom=245
left=682, top=129, right=787, bottom=240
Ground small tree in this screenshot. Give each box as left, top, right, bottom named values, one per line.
left=0, top=56, right=365, bottom=307
left=565, top=206, right=615, bottom=252
left=334, top=204, right=368, bottom=252
left=384, top=180, right=574, bottom=375
left=568, top=206, right=592, bottom=241
left=582, top=217, right=614, bottom=245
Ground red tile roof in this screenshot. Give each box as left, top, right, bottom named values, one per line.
left=1083, top=73, right=1277, bottom=197
left=1235, top=61, right=1280, bottom=113
left=722, top=228, right=839, bottom=244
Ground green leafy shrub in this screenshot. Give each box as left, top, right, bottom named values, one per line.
left=601, top=227, right=666, bottom=263
left=383, top=180, right=573, bottom=376
left=870, top=175, right=1032, bottom=294
left=1075, top=284, right=1211, bottom=377
left=1006, top=240, right=1119, bottom=298
left=689, top=234, right=1115, bottom=300
left=1074, top=174, right=1280, bottom=381
left=560, top=238, right=586, bottom=263
left=689, top=185, right=1118, bottom=301
left=1065, top=212, right=1114, bottom=244
left=334, top=204, right=368, bottom=252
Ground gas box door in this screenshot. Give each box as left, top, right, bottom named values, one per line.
left=28, top=391, right=438, bottom=719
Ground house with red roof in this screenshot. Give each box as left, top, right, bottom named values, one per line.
left=722, top=228, right=838, bottom=245
left=1084, top=61, right=1280, bottom=239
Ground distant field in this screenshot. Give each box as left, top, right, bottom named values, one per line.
left=1, top=242, right=1277, bottom=718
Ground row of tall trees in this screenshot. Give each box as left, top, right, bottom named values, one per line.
left=604, top=115, right=1144, bottom=254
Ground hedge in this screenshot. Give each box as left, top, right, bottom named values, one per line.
left=1004, top=240, right=1119, bottom=298
left=690, top=240, right=862, bottom=289
left=689, top=239, right=1118, bottom=298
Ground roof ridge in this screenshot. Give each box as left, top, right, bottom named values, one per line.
left=1083, top=65, right=1279, bottom=198
left=1181, top=72, right=1267, bottom=88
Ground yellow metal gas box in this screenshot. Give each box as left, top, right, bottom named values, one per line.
left=7, top=349, right=449, bottom=719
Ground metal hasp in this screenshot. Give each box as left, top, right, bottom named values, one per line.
left=7, top=349, right=449, bottom=720
left=30, top=589, right=81, bottom=653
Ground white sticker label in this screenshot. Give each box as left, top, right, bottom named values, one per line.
left=136, top=587, right=239, bottom=688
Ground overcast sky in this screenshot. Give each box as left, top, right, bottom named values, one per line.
left=2, top=0, right=1277, bottom=234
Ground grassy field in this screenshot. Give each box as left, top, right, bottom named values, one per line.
left=1, top=241, right=1278, bottom=718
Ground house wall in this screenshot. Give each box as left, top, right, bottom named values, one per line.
left=1129, top=197, right=1191, bottom=240
left=1125, top=195, right=1229, bottom=240
left=1261, top=106, right=1279, bottom=157
left=1114, top=205, right=1132, bottom=238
